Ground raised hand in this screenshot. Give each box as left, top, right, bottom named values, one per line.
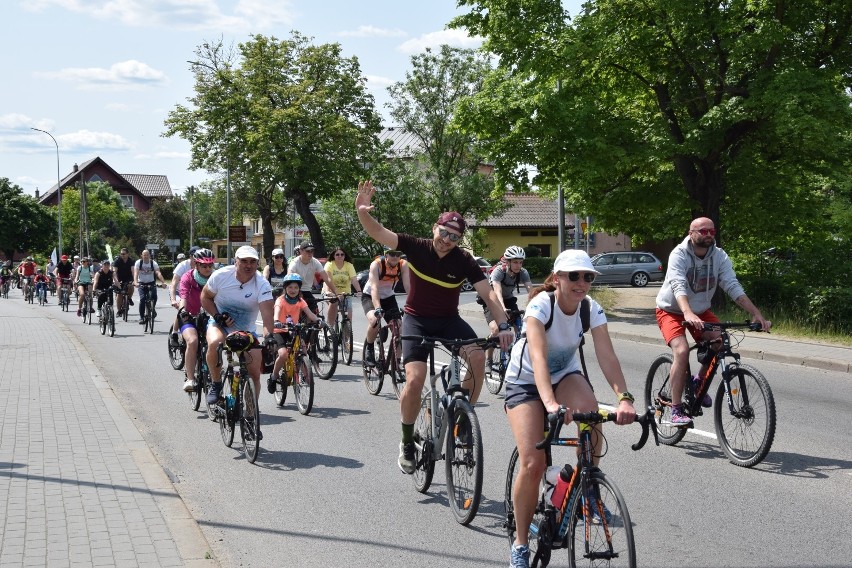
left=356, top=180, right=376, bottom=214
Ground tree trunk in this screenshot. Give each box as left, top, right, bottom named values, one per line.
left=675, top=155, right=726, bottom=249
left=292, top=189, right=327, bottom=257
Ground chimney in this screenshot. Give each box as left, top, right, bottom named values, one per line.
left=35, top=188, right=40, bottom=199
left=73, top=163, right=79, bottom=172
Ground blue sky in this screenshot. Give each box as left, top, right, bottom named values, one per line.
left=2, top=0, right=581, bottom=198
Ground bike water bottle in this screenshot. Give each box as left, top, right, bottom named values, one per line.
left=543, top=465, right=561, bottom=504
left=550, top=464, right=575, bottom=508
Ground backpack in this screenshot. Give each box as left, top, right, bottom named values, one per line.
left=358, top=256, right=400, bottom=290
left=476, top=258, right=521, bottom=305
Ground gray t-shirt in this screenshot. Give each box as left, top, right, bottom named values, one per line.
left=490, top=265, right=531, bottom=298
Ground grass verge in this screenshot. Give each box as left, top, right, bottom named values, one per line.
left=714, top=306, right=852, bottom=347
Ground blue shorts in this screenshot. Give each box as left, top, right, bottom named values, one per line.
left=504, top=372, right=592, bottom=410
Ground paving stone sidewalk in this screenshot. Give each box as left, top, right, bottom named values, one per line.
left=0, top=299, right=216, bottom=567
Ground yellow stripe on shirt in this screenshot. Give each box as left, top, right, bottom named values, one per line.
left=407, top=262, right=464, bottom=289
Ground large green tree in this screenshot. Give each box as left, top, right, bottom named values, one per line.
left=0, top=178, right=55, bottom=260
left=59, top=182, right=139, bottom=260
left=452, top=0, right=852, bottom=248
left=164, top=33, right=383, bottom=259
left=386, top=45, right=508, bottom=223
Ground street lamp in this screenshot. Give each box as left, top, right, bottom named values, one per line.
left=31, top=128, right=62, bottom=256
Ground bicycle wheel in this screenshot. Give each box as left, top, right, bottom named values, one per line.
left=168, top=333, right=185, bottom=370
left=274, top=367, right=289, bottom=407
left=122, top=299, right=129, bottom=321
left=147, top=302, right=155, bottom=334
left=485, top=350, right=504, bottom=395
left=100, top=307, right=107, bottom=335
left=505, top=445, right=553, bottom=546
left=413, top=388, right=435, bottom=493
left=220, top=372, right=236, bottom=447
left=644, top=353, right=687, bottom=446
left=362, top=338, right=384, bottom=395
left=293, top=357, right=314, bottom=415
left=240, top=377, right=261, bottom=463
left=388, top=337, right=405, bottom=400
left=108, top=309, right=115, bottom=337
left=85, top=297, right=93, bottom=325
left=311, top=325, right=338, bottom=380
left=567, top=471, right=636, bottom=568
left=713, top=363, right=776, bottom=467
left=445, top=399, right=484, bottom=525
left=340, top=319, right=354, bottom=366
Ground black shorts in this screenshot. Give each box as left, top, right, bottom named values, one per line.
left=360, top=294, right=400, bottom=317
left=400, top=313, right=477, bottom=364
left=301, top=290, right=318, bottom=314
left=504, top=372, right=593, bottom=410
left=483, top=296, right=519, bottom=324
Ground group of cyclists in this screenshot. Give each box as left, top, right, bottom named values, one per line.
left=8, top=181, right=773, bottom=568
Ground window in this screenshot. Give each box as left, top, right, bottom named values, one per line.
left=614, top=254, right=633, bottom=264
left=217, top=245, right=228, bottom=259
left=594, top=255, right=614, bottom=266
left=541, top=230, right=557, bottom=236
left=520, top=230, right=539, bottom=236
left=119, top=195, right=133, bottom=209
left=88, top=174, right=104, bottom=182
left=530, top=244, right=551, bottom=257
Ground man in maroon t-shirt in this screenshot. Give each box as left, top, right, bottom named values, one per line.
left=356, top=180, right=515, bottom=474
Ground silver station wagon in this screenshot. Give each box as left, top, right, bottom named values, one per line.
left=591, top=251, right=664, bottom=287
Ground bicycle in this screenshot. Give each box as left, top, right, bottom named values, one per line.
left=362, top=306, right=405, bottom=399
left=97, top=288, right=117, bottom=337
left=304, top=297, right=338, bottom=380
left=58, top=278, right=73, bottom=312
left=268, top=321, right=315, bottom=415
left=37, top=282, right=48, bottom=306
left=138, top=282, right=158, bottom=334
left=645, top=321, right=776, bottom=467
left=404, top=334, right=497, bottom=525
left=79, top=283, right=94, bottom=325
left=1, top=278, right=9, bottom=299
left=485, top=308, right=524, bottom=395
left=504, top=408, right=658, bottom=568
left=115, top=282, right=131, bottom=322
left=179, top=313, right=211, bottom=413
left=211, top=331, right=264, bottom=464
left=331, top=293, right=356, bottom=366
left=24, top=277, right=35, bottom=304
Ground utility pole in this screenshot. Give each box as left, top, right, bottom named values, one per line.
left=188, top=186, right=195, bottom=247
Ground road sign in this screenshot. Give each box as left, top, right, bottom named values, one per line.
left=164, top=238, right=180, bottom=246
left=145, top=243, right=160, bottom=250
left=228, top=226, right=247, bottom=241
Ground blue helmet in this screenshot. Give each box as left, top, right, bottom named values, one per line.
left=283, top=273, right=302, bottom=285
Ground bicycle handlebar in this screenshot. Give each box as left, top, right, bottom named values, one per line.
left=682, top=320, right=763, bottom=332
left=536, top=407, right=659, bottom=451
left=400, top=334, right=499, bottom=351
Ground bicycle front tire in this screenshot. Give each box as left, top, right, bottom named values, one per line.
left=340, top=319, right=354, bottom=366
left=567, top=471, right=635, bottom=568
left=168, top=334, right=185, bottom=370
left=388, top=336, right=405, bottom=400
left=445, top=399, right=484, bottom=526
left=485, top=350, right=504, bottom=395
left=714, top=363, right=776, bottom=467
left=362, top=338, right=384, bottom=395
left=240, top=377, right=261, bottom=463
left=505, top=445, right=553, bottom=555
left=644, top=353, right=687, bottom=446
left=413, top=388, right=435, bottom=493
left=220, top=372, right=236, bottom=447
left=293, top=357, right=314, bottom=415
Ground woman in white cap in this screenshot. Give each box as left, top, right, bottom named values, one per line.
left=503, top=249, right=637, bottom=568
left=263, top=247, right=288, bottom=298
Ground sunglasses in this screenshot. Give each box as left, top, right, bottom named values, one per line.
left=334, top=253, right=345, bottom=257
left=437, top=228, right=462, bottom=243
left=692, top=228, right=716, bottom=236
left=274, top=255, right=285, bottom=259
left=561, top=271, right=596, bottom=283
left=303, top=249, right=315, bottom=253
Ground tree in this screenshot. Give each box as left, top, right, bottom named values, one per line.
left=139, top=196, right=189, bottom=254
left=0, top=178, right=55, bottom=260
left=59, top=182, right=139, bottom=260
left=452, top=0, right=852, bottom=248
left=386, top=45, right=508, bottom=225
left=164, top=33, right=383, bottom=259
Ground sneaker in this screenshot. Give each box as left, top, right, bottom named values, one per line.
left=670, top=404, right=693, bottom=427
left=89, top=307, right=96, bottom=313
left=267, top=375, right=277, bottom=394
left=398, top=441, right=416, bottom=474
left=693, top=375, right=712, bottom=407
left=454, top=415, right=472, bottom=448
left=169, top=332, right=180, bottom=347
left=206, top=382, right=223, bottom=406
left=77, top=309, right=82, bottom=317
left=138, top=318, right=146, bottom=325
left=128, top=298, right=135, bottom=306
left=183, top=378, right=197, bottom=392
left=510, top=543, right=530, bottom=568
left=364, top=343, right=376, bottom=367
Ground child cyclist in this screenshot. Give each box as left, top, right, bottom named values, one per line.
left=33, top=269, right=51, bottom=302
left=267, top=273, right=325, bottom=394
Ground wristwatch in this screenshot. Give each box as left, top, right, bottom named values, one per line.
left=617, top=391, right=635, bottom=403
left=498, top=322, right=510, bottom=332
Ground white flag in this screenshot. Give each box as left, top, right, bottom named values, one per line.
left=50, top=248, right=57, bottom=266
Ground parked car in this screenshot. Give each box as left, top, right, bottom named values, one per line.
left=591, top=251, right=663, bottom=287
left=461, top=256, right=492, bottom=292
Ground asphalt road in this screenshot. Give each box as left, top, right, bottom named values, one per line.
left=47, top=292, right=852, bottom=568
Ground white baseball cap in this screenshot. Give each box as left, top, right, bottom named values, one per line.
left=234, top=245, right=259, bottom=260
left=552, top=249, right=600, bottom=275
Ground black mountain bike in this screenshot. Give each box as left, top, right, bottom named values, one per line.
left=97, top=289, right=117, bottom=337
left=645, top=321, right=776, bottom=467
left=485, top=308, right=524, bottom=395
left=58, top=278, right=73, bottom=311
left=362, top=307, right=405, bottom=398
left=139, top=282, right=158, bottom=334
left=331, top=293, right=355, bottom=366
left=305, top=297, right=338, bottom=380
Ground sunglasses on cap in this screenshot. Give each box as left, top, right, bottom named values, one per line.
left=437, top=228, right=461, bottom=243
left=691, top=227, right=716, bottom=236
left=560, top=271, right=596, bottom=283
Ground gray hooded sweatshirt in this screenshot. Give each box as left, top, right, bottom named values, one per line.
left=655, top=236, right=746, bottom=315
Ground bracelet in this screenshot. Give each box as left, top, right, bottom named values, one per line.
left=617, top=391, right=635, bottom=403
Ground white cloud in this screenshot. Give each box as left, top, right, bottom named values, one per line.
left=338, top=25, right=407, bottom=38
left=22, top=0, right=295, bottom=32
left=38, top=60, right=168, bottom=90
left=0, top=113, right=54, bottom=133
left=59, top=129, right=133, bottom=151
left=398, top=29, right=482, bottom=54
left=366, top=75, right=395, bottom=89
left=135, top=151, right=189, bottom=159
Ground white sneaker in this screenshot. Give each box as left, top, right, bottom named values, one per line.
left=183, top=378, right=198, bottom=392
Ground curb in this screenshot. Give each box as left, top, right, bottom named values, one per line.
left=49, top=312, right=220, bottom=567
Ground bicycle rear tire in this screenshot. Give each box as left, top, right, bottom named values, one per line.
left=220, top=371, right=236, bottom=447
left=293, top=358, right=314, bottom=415
left=644, top=353, right=687, bottom=446
left=714, top=363, right=776, bottom=468
left=340, top=319, right=354, bottom=365
left=413, top=387, right=435, bottom=493
left=567, top=472, right=636, bottom=568
left=240, top=378, right=261, bottom=463
left=312, top=325, right=337, bottom=380
left=445, top=399, right=484, bottom=525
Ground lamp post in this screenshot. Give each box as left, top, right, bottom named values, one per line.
left=31, top=128, right=62, bottom=256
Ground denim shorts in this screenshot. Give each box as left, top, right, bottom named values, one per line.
left=504, top=372, right=592, bottom=410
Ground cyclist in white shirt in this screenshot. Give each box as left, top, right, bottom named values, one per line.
left=133, top=249, right=166, bottom=324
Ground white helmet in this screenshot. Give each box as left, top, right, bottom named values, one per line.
left=504, top=246, right=526, bottom=260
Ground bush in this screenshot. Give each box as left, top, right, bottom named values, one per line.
left=521, top=257, right=553, bottom=280
left=805, top=287, right=852, bottom=334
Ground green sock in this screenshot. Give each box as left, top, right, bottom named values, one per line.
left=401, top=422, right=414, bottom=444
